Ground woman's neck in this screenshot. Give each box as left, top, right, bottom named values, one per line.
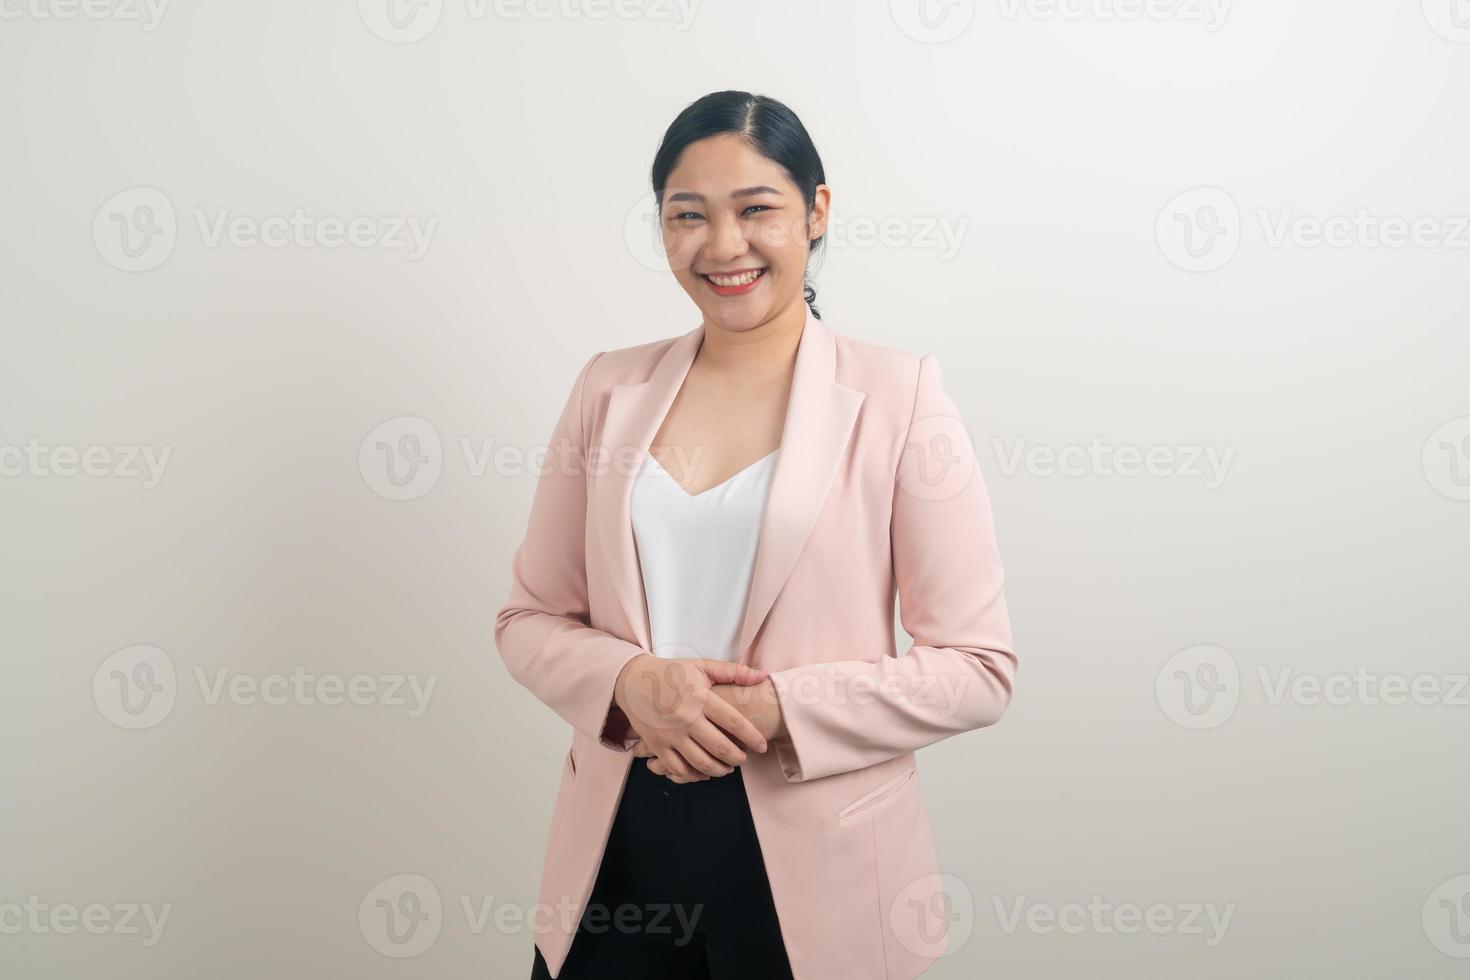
left=696, top=302, right=807, bottom=383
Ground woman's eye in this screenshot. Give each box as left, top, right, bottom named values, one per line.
left=666, top=206, right=768, bottom=222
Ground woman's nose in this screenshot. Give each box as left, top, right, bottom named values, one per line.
left=704, top=212, right=750, bottom=262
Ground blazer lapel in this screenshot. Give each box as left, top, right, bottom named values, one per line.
left=590, top=308, right=865, bottom=667
left=591, top=323, right=703, bottom=655
left=734, top=311, right=864, bottom=666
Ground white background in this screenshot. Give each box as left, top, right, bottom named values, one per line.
left=3, top=0, right=1469, bottom=976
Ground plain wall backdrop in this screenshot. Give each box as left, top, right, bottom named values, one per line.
left=3, top=0, right=1469, bottom=976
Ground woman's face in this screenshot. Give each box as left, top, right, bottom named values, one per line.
left=659, top=133, right=829, bottom=333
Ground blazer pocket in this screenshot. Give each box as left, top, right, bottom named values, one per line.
left=837, top=765, right=917, bottom=822
left=565, top=745, right=577, bottom=780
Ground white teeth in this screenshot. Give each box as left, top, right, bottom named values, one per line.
left=706, top=269, right=763, bottom=286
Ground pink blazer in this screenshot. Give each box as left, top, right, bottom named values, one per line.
left=494, top=307, right=1018, bottom=980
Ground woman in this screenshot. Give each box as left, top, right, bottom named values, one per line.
left=497, top=90, right=1018, bottom=980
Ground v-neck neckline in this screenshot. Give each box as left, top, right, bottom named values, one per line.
left=643, top=448, right=779, bottom=499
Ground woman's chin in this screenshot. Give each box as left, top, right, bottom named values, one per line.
left=703, top=306, right=770, bottom=334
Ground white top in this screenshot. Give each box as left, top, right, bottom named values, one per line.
left=630, top=447, right=780, bottom=662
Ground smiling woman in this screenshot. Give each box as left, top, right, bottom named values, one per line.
left=652, top=95, right=830, bottom=323
left=501, top=90, right=1018, bottom=980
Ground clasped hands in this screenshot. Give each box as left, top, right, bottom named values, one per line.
left=610, top=654, right=786, bottom=784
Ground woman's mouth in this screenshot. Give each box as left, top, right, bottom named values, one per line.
left=700, top=267, right=767, bottom=296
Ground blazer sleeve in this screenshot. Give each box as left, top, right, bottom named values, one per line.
left=765, top=352, right=1018, bottom=782
left=493, top=351, right=650, bottom=752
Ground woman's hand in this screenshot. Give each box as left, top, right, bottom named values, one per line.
left=631, top=677, right=787, bottom=782
left=710, top=678, right=787, bottom=741
left=613, top=654, right=770, bottom=781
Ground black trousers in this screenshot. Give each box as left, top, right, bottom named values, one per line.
left=530, top=755, right=794, bottom=980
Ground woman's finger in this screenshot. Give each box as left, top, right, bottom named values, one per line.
left=697, top=660, right=769, bottom=687
left=653, top=746, right=706, bottom=782
left=702, top=689, right=769, bottom=754
left=688, top=716, right=746, bottom=768
left=676, top=735, right=732, bottom=778
left=653, top=758, right=702, bottom=783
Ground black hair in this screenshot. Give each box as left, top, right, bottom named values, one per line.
left=650, top=91, right=827, bottom=320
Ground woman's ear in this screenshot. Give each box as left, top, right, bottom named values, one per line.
left=809, top=184, right=831, bottom=240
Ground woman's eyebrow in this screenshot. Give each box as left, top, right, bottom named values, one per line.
left=731, top=185, right=783, bottom=199
left=665, top=185, right=784, bottom=204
